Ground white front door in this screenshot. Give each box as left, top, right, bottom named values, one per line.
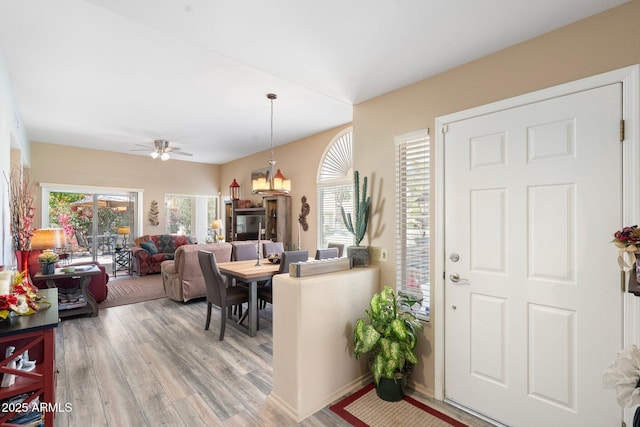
left=443, top=84, right=623, bottom=426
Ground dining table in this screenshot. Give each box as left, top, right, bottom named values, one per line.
left=217, top=258, right=281, bottom=337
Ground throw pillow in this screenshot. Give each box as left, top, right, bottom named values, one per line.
left=140, top=241, right=159, bottom=255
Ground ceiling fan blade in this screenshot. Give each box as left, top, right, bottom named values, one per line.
left=172, top=151, right=193, bottom=157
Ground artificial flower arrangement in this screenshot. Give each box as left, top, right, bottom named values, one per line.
left=613, top=225, right=640, bottom=271
left=36, top=251, right=59, bottom=265
left=5, top=166, right=35, bottom=251
left=603, top=345, right=640, bottom=425
left=0, top=271, right=46, bottom=320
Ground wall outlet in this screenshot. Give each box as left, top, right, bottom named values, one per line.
left=370, top=247, right=388, bottom=262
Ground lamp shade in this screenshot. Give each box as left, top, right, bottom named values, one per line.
left=118, top=226, right=131, bottom=235
left=211, top=219, right=223, bottom=230
left=31, top=228, right=67, bottom=250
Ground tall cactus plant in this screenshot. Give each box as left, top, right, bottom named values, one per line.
left=341, top=170, right=371, bottom=246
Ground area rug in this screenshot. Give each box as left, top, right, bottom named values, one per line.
left=330, top=383, right=468, bottom=427
left=99, top=274, right=166, bottom=308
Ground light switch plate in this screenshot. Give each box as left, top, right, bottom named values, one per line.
left=370, top=247, right=388, bottom=262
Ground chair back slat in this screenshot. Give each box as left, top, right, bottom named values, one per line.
left=233, top=243, right=259, bottom=261
left=327, top=242, right=347, bottom=257
left=280, top=250, right=309, bottom=274
left=315, top=247, right=339, bottom=260
left=263, top=241, right=284, bottom=257
left=198, top=250, right=226, bottom=305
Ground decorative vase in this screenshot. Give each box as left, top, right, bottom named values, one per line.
left=14, top=250, right=32, bottom=284
left=347, top=246, right=370, bottom=267
left=41, top=263, right=55, bottom=275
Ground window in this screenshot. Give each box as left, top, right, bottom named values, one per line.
left=395, top=130, right=430, bottom=320
left=317, top=128, right=354, bottom=248
left=164, top=194, right=218, bottom=243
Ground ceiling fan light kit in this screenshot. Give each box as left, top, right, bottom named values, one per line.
left=252, top=93, right=291, bottom=195
left=136, top=139, right=193, bottom=161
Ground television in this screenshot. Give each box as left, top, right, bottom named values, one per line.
left=235, top=214, right=264, bottom=240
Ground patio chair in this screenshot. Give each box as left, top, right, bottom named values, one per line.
left=74, top=230, right=92, bottom=256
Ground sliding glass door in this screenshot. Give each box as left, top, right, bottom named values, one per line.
left=45, top=190, right=137, bottom=266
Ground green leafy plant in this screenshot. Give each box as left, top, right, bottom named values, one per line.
left=353, top=286, right=423, bottom=385
left=340, top=170, right=371, bottom=246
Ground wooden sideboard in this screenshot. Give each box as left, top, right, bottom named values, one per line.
left=0, top=288, right=58, bottom=426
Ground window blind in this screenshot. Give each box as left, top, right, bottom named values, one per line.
left=395, top=130, right=430, bottom=320
left=317, top=129, right=354, bottom=247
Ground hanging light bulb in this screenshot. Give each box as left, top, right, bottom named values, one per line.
left=160, top=152, right=170, bottom=161
left=150, top=151, right=159, bottom=159
left=252, top=93, right=291, bottom=195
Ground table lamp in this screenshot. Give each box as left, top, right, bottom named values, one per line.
left=31, top=229, right=67, bottom=272
left=211, top=219, right=223, bottom=242
left=118, top=226, right=131, bottom=248
left=31, top=228, right=67, bottom=252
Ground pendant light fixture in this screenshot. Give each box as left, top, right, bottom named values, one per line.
left=252, top=93, right=291, bottom=195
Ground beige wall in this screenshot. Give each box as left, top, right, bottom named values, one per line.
left=222, top=0, right=640, bottom=397
left=220, top=123, right=352, bottom=251
left=22, top=0, right=640, bottom=397
left=29, top=142, right=221, bottom=235
left=352, top=0, right=640, bottom=395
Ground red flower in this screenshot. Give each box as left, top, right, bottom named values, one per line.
left=613, top=225, right=640, bottom=245
left=0, top=295, right=18, bottom=311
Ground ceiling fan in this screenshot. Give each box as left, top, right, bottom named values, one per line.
left=131, top=139, right=193, bottom=161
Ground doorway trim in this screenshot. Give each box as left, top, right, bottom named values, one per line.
left=434, top=65, right=639, bottom=422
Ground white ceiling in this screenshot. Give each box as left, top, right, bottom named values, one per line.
left=0, top=0, right=629, bottom=164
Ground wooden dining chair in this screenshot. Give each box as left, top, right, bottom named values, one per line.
left=315, top=247, right=339, bottom=260
left=198, top=250, right=249, bottom=341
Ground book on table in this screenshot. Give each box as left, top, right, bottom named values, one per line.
left=58, top=287, right=87, bottom=310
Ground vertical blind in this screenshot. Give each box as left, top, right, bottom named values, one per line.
left=395, top=130, right=430, bottom=320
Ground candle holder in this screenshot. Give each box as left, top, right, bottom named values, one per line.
left=255, top=221, right=262, bottom=266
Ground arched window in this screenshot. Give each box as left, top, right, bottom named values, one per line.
left=316, top=128, right=353, bottom=248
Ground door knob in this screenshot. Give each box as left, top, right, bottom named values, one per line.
left=449, top=273, right=468, bottom=283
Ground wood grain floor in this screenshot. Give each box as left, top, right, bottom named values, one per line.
left=54, top=296, right=494, bottom=426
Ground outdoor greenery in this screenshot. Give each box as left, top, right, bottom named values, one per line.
left=165, top=194, right=218, bottom=237
left=48, top=192, right=131, bottom=249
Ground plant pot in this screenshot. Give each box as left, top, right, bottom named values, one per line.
left=347, top=246, right=370, bottom=267
left=41, top=263, right=55, bottom=275
left=375, top=375, right=406, bottom=402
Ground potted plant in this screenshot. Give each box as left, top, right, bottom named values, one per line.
left=341, top=170, right=371, bottom=266
left=353, top=286, right=423, bottom=401
left=36, top=251, right=59, bottom=275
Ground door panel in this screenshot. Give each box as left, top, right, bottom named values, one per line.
left=444, top=84, right=622, bottom=426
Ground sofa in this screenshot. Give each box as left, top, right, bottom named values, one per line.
left=161, top=242, right=232, bottom=302
left=131, top=234, right=197, bottom=276
left=27, top=250, right=110, bottom=303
